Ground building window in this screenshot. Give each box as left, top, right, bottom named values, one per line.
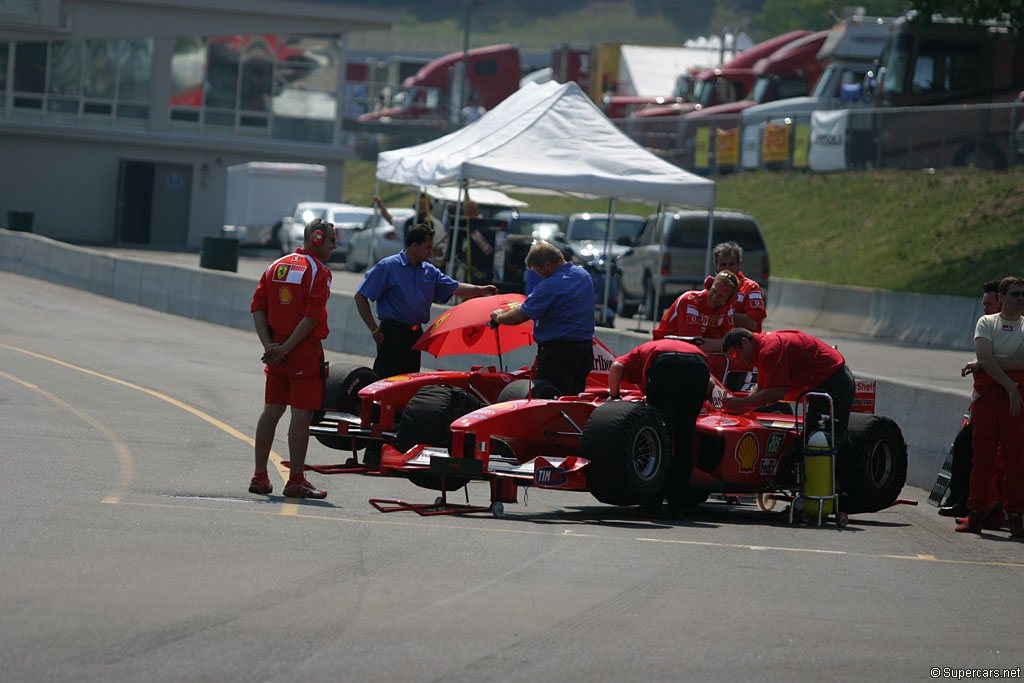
left=0, top=43, right=8, bottom=109
left=118, top=39, right=153, bottom=103
left=272, top=35, right=338, bottom=143
left=170, top=37, right=205, bottom=127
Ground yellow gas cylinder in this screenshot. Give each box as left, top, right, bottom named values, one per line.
left=803, top=426, right=835, bottom=517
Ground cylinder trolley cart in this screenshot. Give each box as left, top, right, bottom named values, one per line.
left=789, top=392, right=848, bottom=528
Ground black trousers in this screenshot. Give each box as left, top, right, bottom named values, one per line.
left=644, top=352, right=710, bottom=509
left=536, top=339, right=593, bottom=396
left=808, top=364, right=856, bottom=447
left=373, top=320, right=423, bottom=379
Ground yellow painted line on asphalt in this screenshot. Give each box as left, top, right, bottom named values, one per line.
left=0, top=343, right=297, bottom=514
left=0, top=369, right=134, bottom=503
left=635, top=537, right=1024, bottom=568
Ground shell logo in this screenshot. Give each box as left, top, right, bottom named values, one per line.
left=489, top=402, right=519, bottom=411
left=734, top=432, right=759, bottom=473
left=278, top=286, right=292, bottom=304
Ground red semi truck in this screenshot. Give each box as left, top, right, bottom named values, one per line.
left=358, top=44, right=521, bottom=124
left=633, top=30, right=812, bottom=119
left=682, top=31, right=829, bottom=124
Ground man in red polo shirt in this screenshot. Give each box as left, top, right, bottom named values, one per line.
left=720, top=327, right=855, bottom=444
left=608, top=338, right=711, bottom=514
left=701, top=240, right=766, bottom=332
left=249, top=218, right=337, bottom=499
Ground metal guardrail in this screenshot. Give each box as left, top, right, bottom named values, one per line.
left=612, top=101, right=1023, bottom=174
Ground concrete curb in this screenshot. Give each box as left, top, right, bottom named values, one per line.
left=766, top=277, right=982, bottom=352
left=1, top=228, right=964, bottom=491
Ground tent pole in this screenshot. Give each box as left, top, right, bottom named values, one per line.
left=703, top=186, right=717, bottom=284
left=448, top=177, right=465, bottom=278
left=370, top=179, right=382, bottom=264
left=649, top=203, right=664, bottom=327
left=600, top=198, right=616, bottom=326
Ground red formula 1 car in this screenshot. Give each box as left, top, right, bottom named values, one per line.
left=366, top=365, right=909, bottom=524
left=307, top=335, right=629, bottom=478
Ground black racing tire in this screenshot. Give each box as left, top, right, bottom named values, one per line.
left=313, top=363, right=378, bottom=450
left=496, top=379, right=560, bottom=402
left=837, top=413, right=908, bottom=514
left=395, top=385, right=483, bottom=491
left=582, top=401, right=672, bottom=506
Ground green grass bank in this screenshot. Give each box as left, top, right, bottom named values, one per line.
left=341, top=161, right=1024, bottom=297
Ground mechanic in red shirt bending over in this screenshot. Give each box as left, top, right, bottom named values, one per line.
left=248, top=218, right=337, bottom=500
left=720, top=327, right=855, bottom=445
left=608, top=339, right=711, bottom=514
left=701, top=240, right=766, bottom=332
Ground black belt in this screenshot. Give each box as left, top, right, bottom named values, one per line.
left=537, top=339, right=591, bottom=349
left=654, top=352, right=701, bottom=361
left=381, top=319, right=422, bottom=332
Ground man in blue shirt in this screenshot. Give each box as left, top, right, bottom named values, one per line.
left=355, top=224, right=497, bottom=378
left=490, top=241, right=595, bottom=395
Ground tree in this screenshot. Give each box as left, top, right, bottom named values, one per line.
left=905, top=0, right=1024, bottom=36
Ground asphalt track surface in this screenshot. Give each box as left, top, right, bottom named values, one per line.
left=2, top=270, right=1023, bottom=682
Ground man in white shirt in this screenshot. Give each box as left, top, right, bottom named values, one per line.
left=957, top=276, right=1024, bottom=536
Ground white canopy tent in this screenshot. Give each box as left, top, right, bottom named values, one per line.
left=375, top=80, right=718, bottom=319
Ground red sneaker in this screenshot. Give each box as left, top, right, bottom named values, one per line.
left=283, top=478, right=327, bottom=499
left=249, top=473, right=272, bottom=495
left=955, top=509, right=984, bottom=533
left=1009, top=513, right=1024, bottom=539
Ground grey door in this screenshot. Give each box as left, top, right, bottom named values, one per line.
left=115, top=160, right=191, bottom=247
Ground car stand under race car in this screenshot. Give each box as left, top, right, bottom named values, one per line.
left=360, top=365, right=912, bottom=526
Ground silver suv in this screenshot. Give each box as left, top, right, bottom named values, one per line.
left=615, top=209, right=769, bottom=319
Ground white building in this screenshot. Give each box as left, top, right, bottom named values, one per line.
left=0, top=0, right=396, bottom=248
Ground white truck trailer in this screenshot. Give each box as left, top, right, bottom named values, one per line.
left=223, top=162, right=326, bottom=245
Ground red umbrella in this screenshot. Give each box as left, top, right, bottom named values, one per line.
left=413, top=294, right=534, bottom=362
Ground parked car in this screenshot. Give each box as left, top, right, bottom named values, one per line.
left=615, top=209, right=769, bottom=319
left=278, top=202, right=376, bottom=257
left=563, top=212, right=645, bottom=262
left=345, top=208, right=416, bottom=271
left=490, top=210, right=566, bottom=290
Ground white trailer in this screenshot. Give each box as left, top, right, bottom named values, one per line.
left=223, top=162, right=326, bottom=245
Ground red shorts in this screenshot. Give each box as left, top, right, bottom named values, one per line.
left=264, top=339, right=325, bottom=410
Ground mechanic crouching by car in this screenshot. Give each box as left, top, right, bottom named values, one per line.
left=653, top=271, right=740, bottom=352
left=354, top=223, right=497, bottom=379
left=249, top=218, right=337, bottom=500
left=491, top=241, right=595, bottom=396
left=607, top=338, right=711, bottom=515
left=720, top=327, right=855, bottom=446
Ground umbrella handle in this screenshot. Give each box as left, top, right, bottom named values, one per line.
left=494, top=323, right=503, bottom=373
